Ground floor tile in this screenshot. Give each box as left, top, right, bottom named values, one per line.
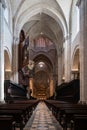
left=24, top=102, right=62, bottom=130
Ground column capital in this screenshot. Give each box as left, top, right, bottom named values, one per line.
left=13, top=36, right=19, bottom=44
left=64, top=33, right=71, bottom=42
left=0, top=0, right=6, bottom=9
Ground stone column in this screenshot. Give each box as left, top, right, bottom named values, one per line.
left=64, top=35, right=71, bottom=82
left=58, top=50, right=63, bottom=85
left=12, top=36, right=19, bottom=83
left=78, top=0, right=87, bottom=102
left=0, top=1, right=5, bottom=101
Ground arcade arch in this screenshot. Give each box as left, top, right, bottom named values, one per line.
left=72, top=48, right=79, bottom=79
left=4, top=48, right=11, bottom=80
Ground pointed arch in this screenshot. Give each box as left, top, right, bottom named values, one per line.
left=4, top=47, right=11, bottom=80
left=71, top=47, right=80, bottom=79
left=14, top=3, right=68, bottom=39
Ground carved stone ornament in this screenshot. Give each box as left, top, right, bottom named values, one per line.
left=28, top=60, right=34, bottom=70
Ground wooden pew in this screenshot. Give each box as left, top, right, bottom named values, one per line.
left=0, top=109, right=24, bottom=130
left=0, top=115, right=14, bottom=130
left=55, top=79, right=80, bottom=103
left=3, top=80, right=39, bottom=130
left=13, top=100, right=39, bottom=110
left=4, top=80, right=27, bottom=103
left=0, top=100, right=38, bottom=124
left=59, top=107, right=87, bottom=130
left=0, top=104, right=29, bottom=123
left=71, top=114, right=87, bottom=130
left=0, top=99, right=39, bottom=130
left=45, top=100, right=87, bottom=130
left=45, top=100, right=69, bottom=117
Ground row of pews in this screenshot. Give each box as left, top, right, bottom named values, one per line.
left=45, top=79, right=87, bottom=130
left=1, top=80, right=39, bottom=130
left=0, top=99, right=39, bottom=130
left=45, top=100, right=87, bottom=130
left=55, top=79, right=80, bottom=103
left=4, top=80, right=28, bottom=102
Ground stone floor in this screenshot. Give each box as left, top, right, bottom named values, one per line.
left=24, top=102, right=62, bottom=130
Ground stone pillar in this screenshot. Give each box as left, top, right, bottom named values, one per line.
left=64, top=35, right=71, bottom=82
left=0, top=1, right=5, bottom=101
left=57, top=46, right=63, bottom=85
left=12, top=36, right=19, bottom=83
left=78, top=0, right=87, bottom=102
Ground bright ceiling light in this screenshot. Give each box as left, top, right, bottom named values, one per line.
left=38, top=62, right=45, bottom=68
left=40, top=64, right=43, bottom=68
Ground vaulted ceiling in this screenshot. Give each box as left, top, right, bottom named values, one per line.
left=7, top=0, right=77, bottom=98
left=10, top=0, right=72, bottom=26
left=22, top=13, right=63, bottom=44
left=10, top=0, right=73, bottom=41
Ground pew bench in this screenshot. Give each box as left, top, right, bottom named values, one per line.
left=0, top=102, right=37, bottom=127
left=0, top=109, right=25, bottom=130
left=45, top=100, right=87, bottom=130
left=59, top=108, right=87, bottom=130
left=0, top=115, right=14, bottom=130
left=0, top=100, right=39, bottom=129
left=71, top=114, right=87, bottom=130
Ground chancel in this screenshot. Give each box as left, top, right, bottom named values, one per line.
left=0, top=0, right=87, bottom=130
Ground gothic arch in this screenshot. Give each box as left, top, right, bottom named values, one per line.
left=13, top=1, right=68, bottom=84
left=71, top=0, right=80, bottom=42
left=72, top=47, right=79, bottom=70
left=14, top=3, right=68, bottom=39
left=4, top=47, right=11, bottom=80
left=71, top=47, right=79, bottom=79
left=33, top=54, right=53, bottom=70
left=4, top=0, right=13, bottom=32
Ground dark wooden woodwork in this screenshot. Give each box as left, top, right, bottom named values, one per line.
left=4, top=80, right=27, bottom=103
left=0, top=100, right=39, bottom=130
left=45, top=100, right=87, bottom=130
left=0, top=115, right=14, bottom=130
left=71, top=115, right=87, bottom=130
left=55, top=79, right=80, bottom=103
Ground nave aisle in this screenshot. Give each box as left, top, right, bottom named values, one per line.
left=24, top=102, right=62, bottom=130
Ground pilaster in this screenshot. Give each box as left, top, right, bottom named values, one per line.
left=0, top=2, right=5, bottom=101
left=79, top=0, right=87, bottom=102
left=64, top=34, right=71, bottom=82
left=12, top=36, right=19, bottom=83
left=58, top=47, right=63, bottom=85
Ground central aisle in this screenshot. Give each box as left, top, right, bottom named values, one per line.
left=24, top=102, right=62, bottom=130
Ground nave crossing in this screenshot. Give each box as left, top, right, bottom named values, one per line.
left=24, top=102, right=62, bottom=130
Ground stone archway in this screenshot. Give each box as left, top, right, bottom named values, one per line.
left=13, top=1, right=68, bottom=84
left=4, top=49, right=11, bottom=80
left=71, top=48, right=79, bottom=79
left=33, top=54, right=54, bottom=99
